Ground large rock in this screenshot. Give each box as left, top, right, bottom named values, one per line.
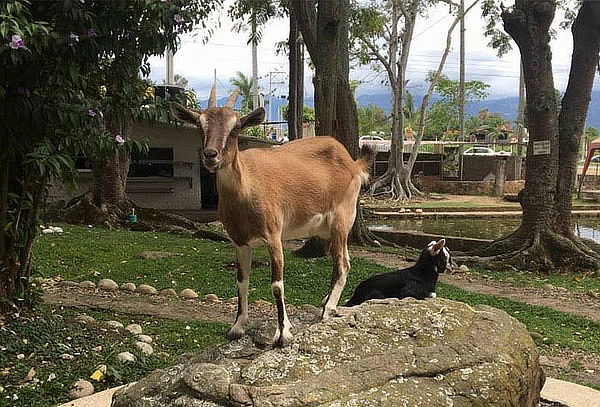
left=112, top=298, right=544, bottom=407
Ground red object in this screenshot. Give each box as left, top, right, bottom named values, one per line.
left=577, top=136, right=600, bottom=196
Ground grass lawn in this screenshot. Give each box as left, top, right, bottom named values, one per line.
left=0, top=305, right=227, bottom=407
left=0, top=224, right=595, bottom=404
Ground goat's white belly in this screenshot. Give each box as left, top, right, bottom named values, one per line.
left=282, top=213, right=331, bottom=240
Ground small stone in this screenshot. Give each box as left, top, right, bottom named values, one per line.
left=138, top=334, right=153, bottom=344
left=50, top=226, right=64, bottom=233
left=160, top=288, right=178, bottom=297
left=180, top=288, right=199, bottom=299
left=120, top=282, right=136, bottom=292
left=61, top=354, right=75, bottom=360
left=69, top=379, right=94, bottom=399
left=136, top=284, right=157, bottom=295
left=105, top=320, right=124, bottom=329
left=75, top=315, right=96, bottom=325
left=116, top=351, right=136, bottom=363
left=42, top=228, right=54, bottom=235
left=543, top=283, right=555, bottom=290
left=79, top=280, right=96, bottom=289
left=227, top=297, right=238, bottom=305
left=92, top=346, right=102, bottom=352
left=58, top=280, right=79, bottom=287
left=415, top=208, right=424, bottom=214
left=16, top=354, right=25, bottom=360
left=98, top=279, right=118, bottom=291
left=47, top=373, right=57, bottom=381
left=458, top=265, right=470, bottom=273
left=125, top=323, right=143, bottom=335
left=24, top=367, right=36, bottom=381
left=135, top=341, right=154, bottom=356
left=204, top=293, right=220, bottom=302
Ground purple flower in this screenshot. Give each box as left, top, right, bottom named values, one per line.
left=115, top=135, right=125, bottom=145
left=87, top=28, right=97, bottom=38
left=16, top=87, right=30, bottom=97
left=173, top=14, right=183, bottom=24
left=69, top=32, right=79, bottom=42
left=8, top=34, right=25, bottom=49
left=87, top=109, right=97, bottom=117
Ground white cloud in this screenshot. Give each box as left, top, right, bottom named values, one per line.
left=149, top=1, right=598, bottom=101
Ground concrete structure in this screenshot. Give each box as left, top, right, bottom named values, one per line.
left=49, top=122, right=276, bottom=210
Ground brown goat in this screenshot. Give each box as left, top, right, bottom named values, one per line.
left=170, top=89, right=374, bottom=346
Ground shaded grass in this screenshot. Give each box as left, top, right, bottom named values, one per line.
left=0, top=305, right=226, bottom=407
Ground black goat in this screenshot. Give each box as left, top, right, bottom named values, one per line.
left=345, top=239, right=451, bottom=306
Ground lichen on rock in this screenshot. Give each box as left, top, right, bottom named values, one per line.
left=112, top=298, right=544, bottom=407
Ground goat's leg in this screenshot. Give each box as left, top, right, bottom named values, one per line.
left=227, top=245, right=252, bottom=340
left=268, top=239, right=293, bottom=347
left=322, top=232, right=350, bottom=320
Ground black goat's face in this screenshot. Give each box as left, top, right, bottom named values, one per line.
left=425, top=239, right=452, bottom=273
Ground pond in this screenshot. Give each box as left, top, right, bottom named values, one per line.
left=369, top=217, right=600, bottom=244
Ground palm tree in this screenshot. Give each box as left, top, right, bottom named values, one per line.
left=229, top=71, right=254, bottom=113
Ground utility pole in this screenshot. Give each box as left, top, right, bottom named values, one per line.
left=165, top=48, right=174, bottom=85
left=268, top=71, right=286, bottom=122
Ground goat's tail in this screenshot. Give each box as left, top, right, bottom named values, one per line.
left=356, top=144, right=377, bottom=185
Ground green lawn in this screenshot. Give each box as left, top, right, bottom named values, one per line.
left=2, top=223, right=594, bottom=405
left=0, top=306, right=227, bottom=407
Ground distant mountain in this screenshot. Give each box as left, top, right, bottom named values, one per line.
left=356, top=90, right=600, bottom=129
left=202, top=90, right=600, bottom=129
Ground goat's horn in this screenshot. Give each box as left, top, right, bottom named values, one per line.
left=208, top=83, right=217, bottom=108
left=224, top=89, right=240, bottom=108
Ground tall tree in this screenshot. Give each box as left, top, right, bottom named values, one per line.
left=352, top=0, right=479, bottom=199
left=0, top=0, right=219, bottom=313
left=474, top=0, right=600, bottom=272
left=291, top=0, right=378, bottom=246
left=288, top=5, right=305, bottom=141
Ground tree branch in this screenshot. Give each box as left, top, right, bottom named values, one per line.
left=291, top=0, right=317, bottom=56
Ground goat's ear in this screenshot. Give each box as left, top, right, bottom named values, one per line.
left=431, top=239, right=446, bottom=254
left=240, top=107, right=265, bottom=130
left=169, top=102, right=201, bottom=125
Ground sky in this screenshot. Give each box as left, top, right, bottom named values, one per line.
left=148, top=1, right=599, bottom=103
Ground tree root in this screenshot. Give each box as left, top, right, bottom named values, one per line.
left=56, top=194, right=228, bottom=241
left=456, top=225, right=600, bottom=273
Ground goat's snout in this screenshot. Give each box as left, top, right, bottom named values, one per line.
left=203, top=149, right=219, bottom=160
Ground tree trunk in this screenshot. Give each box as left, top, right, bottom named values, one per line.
left=468, top=0, right=600, bottom=272
left=555, top=0, right=600, bottom=235
left=313, top=0, right=340, bottom=137
left=288, top=8, right=301, bottom=141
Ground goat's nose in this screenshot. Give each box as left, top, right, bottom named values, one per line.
left=203, top=149, right=218, bottom=159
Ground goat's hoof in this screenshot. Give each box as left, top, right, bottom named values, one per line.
left=226, top=327, right=245, bottom=341
left=273, top=333, right=293, bottom=347
left=272, top=326, right=293, bottom=347
left=321, top=307, right=338, bottom=321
